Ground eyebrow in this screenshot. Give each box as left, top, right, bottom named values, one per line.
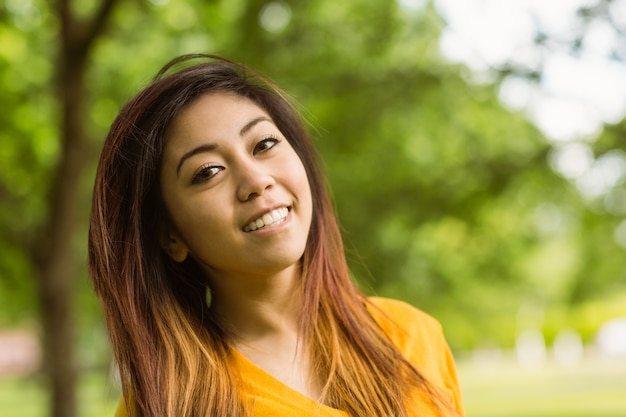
left=239, top=116, right=272, bottom=136
left=175, top=116, right=273, bottom=175
left=176, top=143, right=218, bottom=175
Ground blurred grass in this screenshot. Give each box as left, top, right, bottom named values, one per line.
left=458, top=352, right=626, bottom=417
left=0, top=372, right=119, bottom=417
left=0, top=353, right=625, bottom=417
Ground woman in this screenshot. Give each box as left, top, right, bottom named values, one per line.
left=88, top=54, right=465, bottom=417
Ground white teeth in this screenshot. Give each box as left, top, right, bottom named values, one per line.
left=243, top=207, right=289, bottom=232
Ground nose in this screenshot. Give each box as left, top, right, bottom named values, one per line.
left=236, top=160, right=276, bottom=202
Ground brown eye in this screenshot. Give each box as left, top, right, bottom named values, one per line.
left=253, top=136, right=281, bottom=154
left=191, top=164, right=223, bottom=184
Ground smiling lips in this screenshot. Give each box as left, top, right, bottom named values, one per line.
left=243, top=207, right=289, bottom=232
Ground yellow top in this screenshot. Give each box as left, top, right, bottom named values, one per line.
left=115, top=297, right=465, bottom=417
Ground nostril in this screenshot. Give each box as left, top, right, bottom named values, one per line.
left=237, top=172, right=276, bottom=202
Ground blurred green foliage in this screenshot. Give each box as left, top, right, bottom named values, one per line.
left=0, top=0, right=625, bottom=361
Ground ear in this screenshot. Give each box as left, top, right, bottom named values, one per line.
left=161, top=229, right=190, bottom=263
left=164, top=235, right=189, bottom=263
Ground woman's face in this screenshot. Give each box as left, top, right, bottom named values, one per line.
left=160, top=92, right=313, bottom=282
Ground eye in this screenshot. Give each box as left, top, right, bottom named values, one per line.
left=253, top=135, right=281, bottom=154
left=191, top=164, right=224, bottom=184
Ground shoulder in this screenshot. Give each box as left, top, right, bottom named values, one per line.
left=366, top=296, right=446, bottom=366
left=366, top=297, right=444, bottom=347
left=367, top=296, right=437, bottom=323
left=366, top=297, right=465, bottom=415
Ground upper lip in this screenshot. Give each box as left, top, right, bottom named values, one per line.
left=243, top=204, right=290, bottom=228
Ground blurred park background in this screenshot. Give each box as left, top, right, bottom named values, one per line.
left=1, top=0, right=626, bottom=416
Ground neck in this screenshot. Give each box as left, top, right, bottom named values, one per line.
left=207, top=263, right=303, bottom=342
left=207, top=263, right=322, bottom=400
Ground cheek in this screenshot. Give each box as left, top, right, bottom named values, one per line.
left=287, top=153, right=311, bottom=190
left=179, top=201, right=224, bottom=236
left=165, top=193, right=223, bottom=247
left=295, top=163, right=314, bottom=223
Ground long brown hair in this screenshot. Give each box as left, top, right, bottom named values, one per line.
left=88, top=54, right=446, bottom=416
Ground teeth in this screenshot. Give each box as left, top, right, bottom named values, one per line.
left=243, top=207, right=289, bottom=232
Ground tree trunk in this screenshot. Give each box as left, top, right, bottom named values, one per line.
left=35, top=1, right=120, bottom=416
left=36, top=56, right=87, bottom=417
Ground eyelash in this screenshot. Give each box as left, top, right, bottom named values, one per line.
left=191, top=164, right=223, bottom=184
left=190, top=136, right=282, bottom=184
left=254, top=135, right=281, bottom=154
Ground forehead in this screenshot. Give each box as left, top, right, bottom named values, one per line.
left=171, top=92, right=268, bottom=134
left=163, top=92, right=271, bottom=149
